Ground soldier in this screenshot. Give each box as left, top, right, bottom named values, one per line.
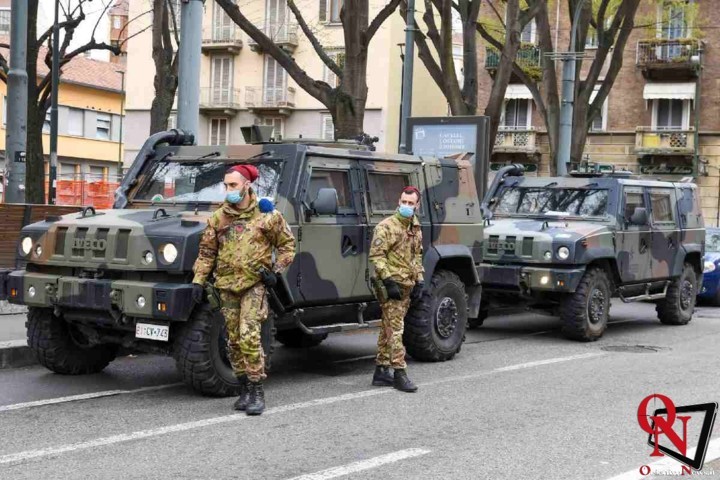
left=191, top=164, right=296, bottom=415
left=369, top=186, right=424, bottom=392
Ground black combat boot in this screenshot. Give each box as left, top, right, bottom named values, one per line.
left=232, top=375, right=249, bottom=411
left=393, top=369, right=418, bottom=393
left=372, top=366, right=394, bottom=386
left=246, top=381, right=266, bottom=416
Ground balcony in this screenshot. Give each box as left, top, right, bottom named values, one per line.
left=199, top=88, right=243, bottom=115
left=636, top=38, right=703, bottom=81
left=493, top=127, right=540, bottom=157
left=485, top=45, right=542, bottom=81
left=634, top=127, right=695, bottom=157
left=245, top=87, right=296, bottom=115
left=201, top=26, right=243, bottom=54
left=248, top=22, right=298, bottom=53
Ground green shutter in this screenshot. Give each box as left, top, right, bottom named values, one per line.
left=319, top=0, right=327, bottom=22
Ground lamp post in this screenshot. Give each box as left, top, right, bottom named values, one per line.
left=397, top=43, right=405, bottom=151
left=116, top=70, right=125, bottom=178
left=49, top=0, right=60, bottom=204
left=398, top=0, right=415, bottom=154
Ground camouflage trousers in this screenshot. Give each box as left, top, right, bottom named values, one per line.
left=376, top=287, right=412, bottom=370
left=220, top=283, right=268, bottom=382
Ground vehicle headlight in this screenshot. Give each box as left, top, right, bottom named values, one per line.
left=21, top=237, right=33, bottom=255
left=543, top=251, right=552, bottom=261
left=161, top=243, right=178, bottom=263
left=704, top=261, right=716, bottom=273
left=142, top=251, right=154, bottom=265
left=136, top=295, right=146, bottom=308
left=34, top=245, right=43, bottom=257
left=28, top=286, right=36, bottom=298
left=557, top=246, right=570, bottom=260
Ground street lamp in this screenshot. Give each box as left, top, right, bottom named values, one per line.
left=116, top=70, right=125, bottom=178
left=49, top=0, right=60, bottom=205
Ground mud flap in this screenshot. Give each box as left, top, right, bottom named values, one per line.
left=262, top=314, right=276, bottom=372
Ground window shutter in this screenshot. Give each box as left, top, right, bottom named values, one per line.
left=322, top=115, right=334, bottom=140
left=319, top=0, right=327, bottom=22
left=219, top=119, right=227, bottom=145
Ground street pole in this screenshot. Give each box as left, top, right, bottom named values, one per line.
left=49, top=0, right=60, bottom=205
left=398, top=0, right=415, bottom=154
left=177, top=0, right=202, bottom=139
left=397, top=43, right=405, bottom=152
left=4, top=0, right=28, bottom=203
left=556, top=0, right=587, bottom=176
left=117, top=70, right=125, bottom=178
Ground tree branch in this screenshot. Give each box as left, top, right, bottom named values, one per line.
left=365, top=0, right=402, bottom=44
left=287, top=0, right=341, bottom=76
left=166, top=0, right=180, bottom=45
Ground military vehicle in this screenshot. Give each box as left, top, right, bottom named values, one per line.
left=0, top=129, right=485, bottom=396
left=477, top=163, right=705, bottom=341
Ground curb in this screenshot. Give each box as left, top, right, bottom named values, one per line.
left=0, top=340, right=37, bottom=370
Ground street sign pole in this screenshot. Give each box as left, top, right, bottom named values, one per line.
left=49, top=0, right=60, bottom=205
left=176, top=0, right=202, bottom=139
left=398, top=0, right=415, bottom=154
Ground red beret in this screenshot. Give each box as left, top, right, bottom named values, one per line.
left=403, top=186, right=421, bottom=198
left=228, top=164, right=259, bottom=183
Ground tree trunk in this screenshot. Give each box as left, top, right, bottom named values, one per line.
left=24, top=0, right=45, bottom=204
left=149, top=0, right=178, bottom=134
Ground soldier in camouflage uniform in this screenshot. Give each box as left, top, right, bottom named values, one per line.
left=192, top=164, right=296, bottom=415
left=369, top=186, right=424, bottom=392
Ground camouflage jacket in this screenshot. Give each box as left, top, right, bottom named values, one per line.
left=192, top=191, right=296, bottom=293
left=369, top=213, right=424, bottom=287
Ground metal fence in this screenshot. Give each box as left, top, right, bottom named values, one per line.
left=636, top=38, right=701, bottom=66
left=0, top=174, right=122, bottom=208
left=199, top=87, right=243, bottom=110
left=245, top=86, right=296, bottom=109
left=485, top=46, right=541, bottom=70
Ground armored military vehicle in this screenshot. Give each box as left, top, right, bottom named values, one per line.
left=0, top=129, right=485, bottom=396
left=477, top=163, right=704, bottom=341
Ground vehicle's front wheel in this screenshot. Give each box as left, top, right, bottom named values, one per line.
left=275, top=329, right=327, bottom=348
left=656, top=263, right=698, bottom=325
left=404, top=270, right=467, bottom=362
left=560, top=268, right=611, bottom=342
left=26, top=307, right=118, bottom=374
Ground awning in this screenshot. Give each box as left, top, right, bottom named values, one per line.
left=643, top=82, right=696, bottom=101
left=505, top=84, right=533, bottom=99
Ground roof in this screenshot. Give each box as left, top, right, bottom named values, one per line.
left=109, top=0, right=129, bottom=16
left=0, top=36, right=124, bottom=92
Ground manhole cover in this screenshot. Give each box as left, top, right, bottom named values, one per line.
left=601, top=345, right=667, bottom=353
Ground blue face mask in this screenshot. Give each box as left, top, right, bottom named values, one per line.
left=226, top=189, right=244, bottom=204
left=398, top=205, right=415, bottom=218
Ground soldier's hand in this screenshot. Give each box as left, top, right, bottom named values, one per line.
left=260, top=269, right=278, bottom=288
left=191, top=283, right=205, bottom=304
left=383, top=278, right=403, bottom=300
left=411, top=281, right=425, bottom=302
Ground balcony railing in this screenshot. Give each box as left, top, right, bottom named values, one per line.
left=202, top=26, right=243, bottom=51
left=485, top=45, right=541, bottom=79
left=635, top=126, right=695, bottom=155
left=248, top=22, right=298, bottom=51
left=636, top=38, right=702, bottom=79
left=199, top=88, right=243, bottom=111
left=494, top=127, right=539, bottom=153
left=245, top=86, right=296, bottom=110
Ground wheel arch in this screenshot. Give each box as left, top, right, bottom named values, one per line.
left=425, top=245, right=482, bottom=317
left=586, top=257, right=621, bottom=291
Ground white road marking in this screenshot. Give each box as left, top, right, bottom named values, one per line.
left=286, top=448, right=431, bottom=480
left=605, top=437, right=720, bottom=480
left=0, top=352, right=604, bottom=466
left=0, top=383, right=183, bottom=413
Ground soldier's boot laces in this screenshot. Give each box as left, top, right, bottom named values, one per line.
left=393, top=369, right=418, bottom=393
left=246, top=381, right=265, bottom=416
left=233, top=376, right=249, bottom=411
left=372, top=366, right=394, bottom=387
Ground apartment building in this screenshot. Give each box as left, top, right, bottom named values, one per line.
left=123, top=0, right=447, bottom=165
left=109, top=0, right=129, bottom=67
left=477, top=0, right=720, bottom=225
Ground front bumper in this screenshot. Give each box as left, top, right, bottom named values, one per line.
left=4, top=270, right=195, bottom=321
left=479, top=263, right=586, bottom=294
left=699, top=273, right=720, bottom=299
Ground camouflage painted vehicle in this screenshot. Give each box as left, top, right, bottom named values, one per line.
left=477, top=163, right=704, bottom=341
left=0, top=129, right=485, bottom=396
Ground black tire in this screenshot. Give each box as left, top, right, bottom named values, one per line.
left=656, top=263, right=698, bottom=325
left=275, top=329, right=328, bottom=348
left=26, top=307, right=118, bottom=375
left=404, top=270, right=468, bottom=362
left=560, top=268, right=611, bottom=342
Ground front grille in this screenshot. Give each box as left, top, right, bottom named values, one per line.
left=94, top=228, right=109, bottom=259
left=72, top=228, right=88, bottom=257
left=115, top=229, right=131, bottom=260
left=522, top=237, right=534, bottom=256
left=505, top=236, right=516, bottom=255
left=488, top=235, right=500, bottom=254
left=55, top=227, right=68, bottom=255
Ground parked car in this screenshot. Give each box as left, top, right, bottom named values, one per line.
left=699, top=228, right=720, bottom=305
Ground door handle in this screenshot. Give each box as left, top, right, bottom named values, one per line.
left=341, top=235, right=358, bottom=257
left=667, top=237, right=675, bottom=249
left=640, top=239, right=648, bottom=254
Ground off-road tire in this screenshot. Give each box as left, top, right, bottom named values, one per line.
left=656, top=263, right=697, bottom=325
left=560, top=268, right=611, bottom=342
left=26, top=307, right=118, bottom=375
left=275, top=329, right=328, bottom=348
left=404, top=270, right=467, bottom=362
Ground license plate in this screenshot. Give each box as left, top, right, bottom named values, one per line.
left=135, top=323, right=170, bottom=342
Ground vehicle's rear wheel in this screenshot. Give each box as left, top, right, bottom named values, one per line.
left=26, top=307, right=118, bottom=374
left=560, top=268, right=611, bottom=342
left=275, top=329, right=327, bottom=348
left=404, top=270, right=467, bottom=362
left=657, top=263, right=697, bottom=325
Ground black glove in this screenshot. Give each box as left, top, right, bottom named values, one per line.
left=411, top=281, right=425, bottom=301
left=260, top=269, right=278, bottom=288
left=383, top=278, right=403, bottom=300
left=191, top=283, right=204, bottom=304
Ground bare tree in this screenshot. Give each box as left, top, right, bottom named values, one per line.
left=150, top=0, right=179, bottom=133
left=215, top=0, right=401, bottom=139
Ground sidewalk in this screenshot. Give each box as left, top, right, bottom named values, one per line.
left=0, top=304, right=34, bottom=369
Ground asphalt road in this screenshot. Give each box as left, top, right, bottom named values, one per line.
left=1, top=300, right=719, bottom=480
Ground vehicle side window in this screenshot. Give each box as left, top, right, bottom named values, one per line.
left=306, top=169, right=353, bottom=211
left=624, top=191, right=645, bottom=221
left=649, top=190, right=675, bottom=225
left=367, top=172, right=411, bottom=212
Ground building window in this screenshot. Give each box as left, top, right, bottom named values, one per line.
left=323, top=52, right=345, bottom=88
left=589, top=88, right=609, bottom=132
left=89, top=165, right=108, bottom=180
left=68, top=108, right=84, bottom=136
left=264, top=56, right=287, bottom=104
left=654, top=99, right=687, bottom=130
left=502, top=99, right=530, bottom=129
left=113, top=16, right=122, bottom=29
left=662, top=0, right=691, bottom=39
left=210, top=118, right=229, bottom=145
left=211, top=56, right=233, bottom=103
left=96, top=113, right=112, bottom=140
left=167, top=113, right=177, bottom=130
left=43, top=111, right=52, bottom=133
left=0, top=9, right=10, bottom=35
left=323, top=0, right=342, bottom=23
left=263, top=117, right=283, bottom=141
left=60, top=163, right=80, bottom=180
left=520, top=19, right=536, bottom=44
left=321, top=114, right=334, bottom=140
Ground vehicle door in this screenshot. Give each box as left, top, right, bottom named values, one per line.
left=295, top=157, right=366, bottom=305
left=648, top=187, right=680, bottom=279
left=617, top=186, right=652, bottom=283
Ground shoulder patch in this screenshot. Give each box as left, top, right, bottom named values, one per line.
left=374, top=238, right=383, bottom=246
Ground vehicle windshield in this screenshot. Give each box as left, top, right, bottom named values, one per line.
left=492, top=187, right=609, bottom=218
left=132, top=160, right=283, bottom=203
left=707, top=231, right=720, bottom=253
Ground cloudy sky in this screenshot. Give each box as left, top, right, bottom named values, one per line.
left=36, top=0, right=112, bottom=61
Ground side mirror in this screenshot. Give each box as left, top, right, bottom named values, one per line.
left=629, top=207, right=648, bottom=226
left=311, top=188, right=339, bottom=216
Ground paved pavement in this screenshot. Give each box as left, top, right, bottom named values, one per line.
left=0, top=300, right=719, bottom=479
